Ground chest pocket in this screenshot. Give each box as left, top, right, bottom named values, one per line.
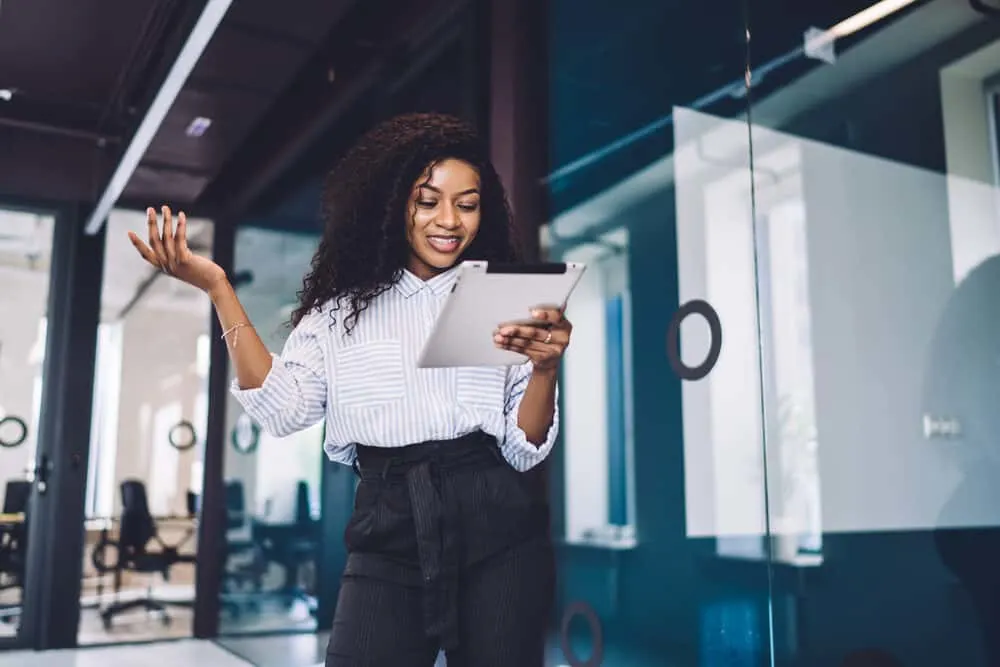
left=334, top=340, right=406, bottom=409
left=456, top=367, right=508, bottom=413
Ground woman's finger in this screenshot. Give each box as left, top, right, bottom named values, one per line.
left=146, top=207, right=167, bottom=267
left=161, top=205, right=177, bottom=267
left=495, top=331, right=566, bottom=353
left=530, top=307, right=564, bottom=324
left=176, top=211, right=191, bottom=258
left=496, top=336, right=545, bottom=354
left=497, top=324, right=567, bottom=345
left=128, top=231, right=161, bottom=268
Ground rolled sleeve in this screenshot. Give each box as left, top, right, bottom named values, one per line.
left=230, top=311, right=328, bottom=437
left=499, top=362, right=560, bottom=472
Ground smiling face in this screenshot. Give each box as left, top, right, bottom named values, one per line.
left=405, top=158, right=481, bottom=280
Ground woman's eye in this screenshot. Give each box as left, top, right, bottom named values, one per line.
left=417, top=200, right=437, bottom=209
left=458, top=202, right=479, bottom=212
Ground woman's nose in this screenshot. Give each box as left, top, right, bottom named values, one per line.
left=436, top=207, right=460, bottom=228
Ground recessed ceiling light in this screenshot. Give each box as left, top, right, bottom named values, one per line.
left=0, top=89, right=13, bottom=102
left=185, top=116, right=212, bottom=137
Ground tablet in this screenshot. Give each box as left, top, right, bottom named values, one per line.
left=417, top=261, right=587, bottom=368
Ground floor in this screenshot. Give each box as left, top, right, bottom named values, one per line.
left=217, top=632, right=328, bottom=667
left=0, top=640, right=255, bottom=666
left=75, top=584, right=316, bottom=645
left=0, top=636, right=450, bottom=667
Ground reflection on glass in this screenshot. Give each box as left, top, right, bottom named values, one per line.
left=219, top=225, right=322, bottom=635
left=545, top=0, right=760, bottom=663
left=79, top=210, right=211, bottom=644
left=0, top=207, right=54, bottom=639
left=674, top=108, right=824, bottom=562
left=558, top=229, right=636, bottom=547
left=749, top=0, right=1000, bottom=664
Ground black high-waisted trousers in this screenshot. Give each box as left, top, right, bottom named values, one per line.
left=325, top=431, right=555, bottom=667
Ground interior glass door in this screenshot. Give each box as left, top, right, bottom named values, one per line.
left=747, top=0, right=1000, bottom=664
left=0, top=206, right=56, bottom=645
left=543, top=0, right=774, bottom=664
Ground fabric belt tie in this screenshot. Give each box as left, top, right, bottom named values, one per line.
left=353, top=431, right=503, bottom=650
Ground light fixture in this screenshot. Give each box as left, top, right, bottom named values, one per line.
left=805, top=0, right=919, bottom=61
left=185, top=116, right=212, bottom=137
left=0, top=89, right=13, bottom=102
left=829, top=0, right=920, bottom=38
left=83, top=0, right=233, bottom=235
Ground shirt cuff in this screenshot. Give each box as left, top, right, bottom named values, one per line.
left=501, top=400, right=560, bottom=472
left=229, top=354, right=295, bottom=420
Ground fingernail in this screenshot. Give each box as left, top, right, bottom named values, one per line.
left=532, top=310, right=543, bottom=318
left=494, top=334, right=504, bottom=343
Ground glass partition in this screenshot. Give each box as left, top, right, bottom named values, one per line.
left=218, top=225, right=323, bottom=636
left=79, top=209, right=212, bottom=644
left=544, top=0, right=771, bottom=664
left=746, top=1, right=1000, bottom=665
left=0, top=207, right=54, bottom=640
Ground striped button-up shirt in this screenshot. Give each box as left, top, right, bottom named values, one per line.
left=230, top=266, right=559, bottom=472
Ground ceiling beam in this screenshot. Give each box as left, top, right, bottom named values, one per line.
left=0, top=116, right=119, bottom=144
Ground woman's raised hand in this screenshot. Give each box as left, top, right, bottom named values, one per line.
left=128, top=206, right=228, bottom=293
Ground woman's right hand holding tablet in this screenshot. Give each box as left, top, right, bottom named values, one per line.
left=128, top=205, right=228, bottom=294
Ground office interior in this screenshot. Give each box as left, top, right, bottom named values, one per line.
left=1, top=0, right=1000, bottom=665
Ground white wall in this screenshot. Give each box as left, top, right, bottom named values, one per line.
left=107, top=306, right=209, bottom=516
left=561, top=246, right=611, bottom=542
left=0, top=210, right=53, bottom=496
left=941, top=43, right=1000, bottom=284
left=0, top=266, right=48, bottom=488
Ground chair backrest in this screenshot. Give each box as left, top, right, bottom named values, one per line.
left=186, top=490, right=199, bottom=517
left=119, top=480, right=156, bottom=555
left=2, top=480, right=31, bottom=514
left=225, top=480, right=246, bottom=530
left=295, top=481, right=311, bottom=526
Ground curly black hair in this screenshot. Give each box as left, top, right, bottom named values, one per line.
left=290, top=112, right=521, bottom=332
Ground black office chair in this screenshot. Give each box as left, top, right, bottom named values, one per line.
left=98, top=480, right=196, bottom=629
left=253, top=480, right=319, bottom=615
left=220, top=480, right=266, bottom=617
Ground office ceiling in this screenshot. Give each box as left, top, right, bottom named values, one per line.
left=0, top=0, right=466, bottom=220
left=3, top=0, right=993, bottom=231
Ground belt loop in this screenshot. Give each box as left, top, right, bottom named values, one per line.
left=351, top=459, right=361, bottom=478
left=381, top=459, right=392, bottom=481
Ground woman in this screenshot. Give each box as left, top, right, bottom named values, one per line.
left=130, top=113, right=571, bottom=666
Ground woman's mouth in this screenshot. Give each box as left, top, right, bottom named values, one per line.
left=427, top=235, right=461, bottom=253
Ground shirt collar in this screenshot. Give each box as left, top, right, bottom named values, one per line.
left=394, top=266, right=460, bottom=298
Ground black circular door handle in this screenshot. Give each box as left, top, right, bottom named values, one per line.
left=560, top=601, right=604, bottom=667
left=667, top=299, right=723, bottom=381
left=0, top=416, right=28, bottom=448
left=168, top=420, right=198, bottom=451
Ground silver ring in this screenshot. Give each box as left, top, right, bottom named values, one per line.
left=544, top=331, right=552, bottom=344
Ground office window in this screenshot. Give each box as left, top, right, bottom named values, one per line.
left=558, top=227, right=636, bottom=547
left=86, top=322, right=124, bottom=519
